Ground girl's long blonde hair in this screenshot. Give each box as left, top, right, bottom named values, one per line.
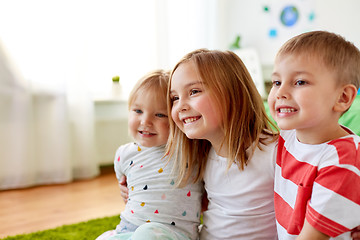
left=166, top=49, right=278, bottom=187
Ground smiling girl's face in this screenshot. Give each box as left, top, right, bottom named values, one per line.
left=128, top=89, right=169, bottom=147
left=170, top=61, right=224, bottom=152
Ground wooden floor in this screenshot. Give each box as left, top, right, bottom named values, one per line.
left=0, top=170, right=125, bottom=238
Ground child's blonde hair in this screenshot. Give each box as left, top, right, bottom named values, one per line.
left=128, top=69, right=170, bottom=109
left=166, top=49, right=278, bottom=186
left=277, top=30, right=360, bottom=89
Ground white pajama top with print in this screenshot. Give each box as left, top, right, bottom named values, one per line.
left=114, top=143, right=203, bottom=240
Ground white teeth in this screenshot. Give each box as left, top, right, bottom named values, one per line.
left=279, top=108, right=295, bottom=113
left=140, top=131, right=152, bottom=135
left=184, top=117, right=198, bottom=124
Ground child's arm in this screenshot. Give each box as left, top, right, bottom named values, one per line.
left=201, top=191, right=208, bottom=212
left=296, top=219, right=329, bottom=240
left=296, top=221, right=360, bottom=240
left=118, top=175, right=129, bottom=203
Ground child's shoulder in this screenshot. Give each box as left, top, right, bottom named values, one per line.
left=328, top=133, right=360, bottom=153
left=115, top=142, right=166, bottom=162
left=328, top=126, right=360, bottom=147
left=116, top=142, right=138, bottom=153
left=319, top=134, right=360, bottom=170
left=115, top=142, right=144, bottom=160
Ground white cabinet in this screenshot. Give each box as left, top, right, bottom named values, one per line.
left=94, top=99, right=132, bottom=165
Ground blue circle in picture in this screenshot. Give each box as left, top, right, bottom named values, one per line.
left=269, top=28, right=277, bottom=38
left=280, top=5, right=299, bottom=27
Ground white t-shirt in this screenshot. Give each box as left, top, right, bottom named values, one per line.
left=201, top=140, right=278, bottom=240
left=115, top=142, right=203, bottom=240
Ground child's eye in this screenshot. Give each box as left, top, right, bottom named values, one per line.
left=134, top=109, right=143, bottom=114
left=272, top=80, right=281, bottom=87
left=190, top=89, right=201, bottom=95
left=295, top=79, right=307, bottom=86
left=155, top=113, right=167, bottom=118
left=171, top=95, right=179, bottom=102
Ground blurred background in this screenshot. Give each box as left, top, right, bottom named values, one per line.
left=1, top=0, right=359, bottom=190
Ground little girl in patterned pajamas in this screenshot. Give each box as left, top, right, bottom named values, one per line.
left=96, top=70, right=203, bottom=240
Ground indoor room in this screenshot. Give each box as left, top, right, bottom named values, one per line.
left=1, top=0, right=359, bottom=239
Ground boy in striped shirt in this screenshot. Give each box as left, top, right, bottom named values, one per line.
left=268, top=31, right=360, bottom=239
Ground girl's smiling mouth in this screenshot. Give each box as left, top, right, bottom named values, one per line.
left=183, top=116, right=201, bottom=124
left=139, top=131, right=156, bottom=136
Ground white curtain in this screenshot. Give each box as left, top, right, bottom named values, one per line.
left=0, top=0, right=219, bottom=190
left=0, top=40, right=98, bottom=190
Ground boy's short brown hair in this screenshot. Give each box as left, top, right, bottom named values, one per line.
left=276, top=31, right=360, bottom=89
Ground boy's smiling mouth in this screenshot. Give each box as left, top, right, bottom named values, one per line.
left=278, top=108, right=296, bottom=113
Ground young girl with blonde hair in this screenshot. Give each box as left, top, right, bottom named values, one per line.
left=97, top=69, right=203, bottom=240
left=168, top=49, right=279, bottom=239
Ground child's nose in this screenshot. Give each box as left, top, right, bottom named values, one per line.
left=178, top=98, right=190, bottom=112
left=141, top=115, right=153, bottom=126
left=276, top=85, right=289, bottom=99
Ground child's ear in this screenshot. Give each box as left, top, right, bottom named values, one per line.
left=333, top=84, right=357, bottom=112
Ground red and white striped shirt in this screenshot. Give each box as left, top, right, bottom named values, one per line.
left=274, top=129, right=360, bottom=240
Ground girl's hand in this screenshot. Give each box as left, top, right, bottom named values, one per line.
left=352, top=226, right=360, bottom=240
left=201, top=191, right=208, bottom=212
left=118, top=175, right=129, bottom=203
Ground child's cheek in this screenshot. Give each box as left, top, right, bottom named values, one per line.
left=171, top=108, right=181, bottom=127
